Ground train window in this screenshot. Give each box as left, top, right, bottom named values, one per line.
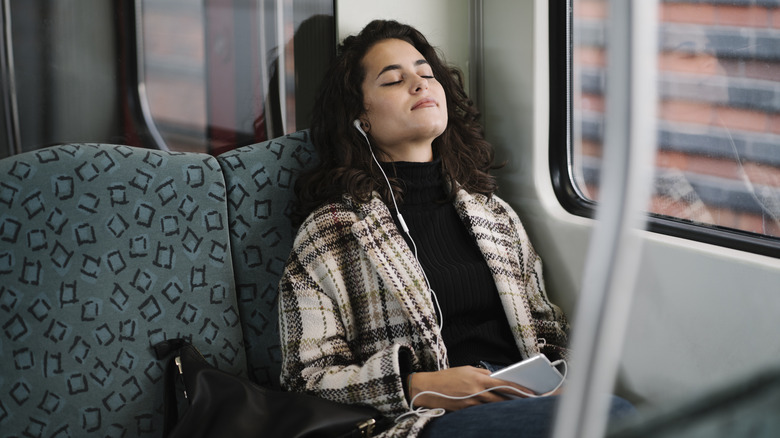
left=139, top=0, right=335, bottom=154
left=551, top=0, right=780, bottom=256
left=1, top=1, right=123, bottom=159
left=0, top=1, right=334, bottom=158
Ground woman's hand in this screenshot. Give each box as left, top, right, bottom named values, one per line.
left=408, top=366, right=536, bottom=411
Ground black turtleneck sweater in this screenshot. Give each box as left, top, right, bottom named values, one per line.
left=381, top=159, right=522, bottom=368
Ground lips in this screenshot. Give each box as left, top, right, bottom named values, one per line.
left=411, top=98, right=437, bottom=110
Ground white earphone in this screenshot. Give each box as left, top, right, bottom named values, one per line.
left=353, top=119, right=409, bottom=232
left=353, top=119, right=443, bottom=330
left=353, top=119, right=366, bottom=136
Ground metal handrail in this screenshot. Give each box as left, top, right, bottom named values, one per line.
left=1, top=0, right=21, bottom=156
left=552, top=1, right=659, bottom=437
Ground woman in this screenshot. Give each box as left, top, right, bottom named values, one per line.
left=278, top=20, right=631, bottom=437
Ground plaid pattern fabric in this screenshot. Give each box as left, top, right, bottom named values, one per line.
left=279, top=189, right=569, bottom=437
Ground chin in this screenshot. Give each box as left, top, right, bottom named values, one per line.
left=418, top=118, right=448, bottom=135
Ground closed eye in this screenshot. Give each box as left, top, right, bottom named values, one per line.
left=381, top=75, right=435, bottom=86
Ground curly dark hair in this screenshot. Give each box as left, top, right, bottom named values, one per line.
left=293, top=19, right=500, bottom=225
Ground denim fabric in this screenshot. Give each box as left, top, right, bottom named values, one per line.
left=421, top=360, right=633, bottom=438
left=478, top=360, right=505, bottom=372
left=420, top=395, right=636, bottom=438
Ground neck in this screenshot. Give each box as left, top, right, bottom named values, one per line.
left=381, top=158, right=444, bottom=206
left=376, top=141, right=434, bottom=163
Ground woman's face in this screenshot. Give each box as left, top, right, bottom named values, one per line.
left=360, top=38, right=448, bottom=162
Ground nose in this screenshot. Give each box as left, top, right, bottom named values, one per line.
left=410, top=74, right=428, bottom=93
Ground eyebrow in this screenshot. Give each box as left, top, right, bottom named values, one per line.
left=375, top=59, right=429, bottom=79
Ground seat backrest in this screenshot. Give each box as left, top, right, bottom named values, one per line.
left=217, top=130, right=316, bottom=388
left=0, top=144, right=247, bottom=436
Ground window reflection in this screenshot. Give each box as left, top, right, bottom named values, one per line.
left=572, top=0, right=780, bottom=238
left=141, top=0, right=334, bottom=155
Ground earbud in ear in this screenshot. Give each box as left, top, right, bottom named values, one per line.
left=354, top=119, right=372, bottom=142
left=353, top=119, right=364, bottom=134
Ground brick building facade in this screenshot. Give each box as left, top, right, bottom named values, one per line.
left=575, top=0, right=780, bottom=238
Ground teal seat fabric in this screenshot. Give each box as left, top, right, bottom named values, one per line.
left=218, top=130, right=316, bottom=389
left=0, top=144, right=247, bottom=436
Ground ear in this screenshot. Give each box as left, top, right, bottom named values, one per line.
left=358, top=118, right=370, bottom=133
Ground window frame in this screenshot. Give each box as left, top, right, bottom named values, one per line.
left=548, top=0, right=780, bottom=259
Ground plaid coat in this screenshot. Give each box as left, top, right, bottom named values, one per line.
left=278, top=189, right=569, bottom=437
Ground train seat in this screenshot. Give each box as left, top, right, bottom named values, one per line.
left=0, top=144, right=249, bottom=436
left=216, top=130, right=316, bottom=389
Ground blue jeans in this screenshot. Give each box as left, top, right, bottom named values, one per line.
left=419, top=362, right=636, bottom=438
left=419, top=395, right=635, bottom=438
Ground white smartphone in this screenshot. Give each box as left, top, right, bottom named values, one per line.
left=490, top=354, right=564, bottom=395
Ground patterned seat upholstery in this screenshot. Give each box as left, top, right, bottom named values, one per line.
left=217, top=130, right=316, bottom=389
left=0, top=144, right=247, bottom=437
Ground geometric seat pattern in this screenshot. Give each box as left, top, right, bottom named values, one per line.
left=0, top=144, right=247, bottom=437
left=218, top=130, right=316, bottom=389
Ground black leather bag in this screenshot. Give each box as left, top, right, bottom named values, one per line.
left=154, top=339, right=388, bottom=438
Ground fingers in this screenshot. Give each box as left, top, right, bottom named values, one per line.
left=470, top=366, right=492, bottom=376
left=491, top=383, right=535, bottom=399
left=481, top=375, right=532, bottom=399
left=413, top=385, right=508, bottom=410
left=409, top=366, right=538, bottom=411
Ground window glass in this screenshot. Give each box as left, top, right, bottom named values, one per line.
left=571, top=0, right=780, bottom=239
left=141, top=0, right=335, bottom=154
left=1, top=0, right=120, bottom=158
left=141, top=0, right=207, bottom=152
